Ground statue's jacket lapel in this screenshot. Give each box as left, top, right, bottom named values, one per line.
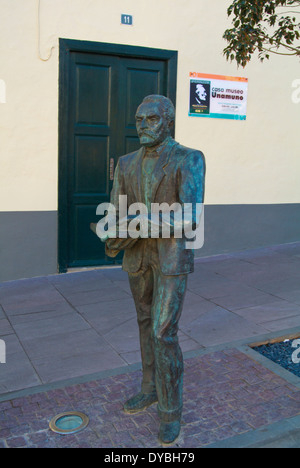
left=133, top=138, right=179, bottom=205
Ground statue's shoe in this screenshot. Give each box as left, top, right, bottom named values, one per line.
left=158, top=420, right=181, bottom=445
left=123, top=392, right=158, bottom=414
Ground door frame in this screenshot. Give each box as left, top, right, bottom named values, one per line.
left=58, top=38, right=178, bottom=273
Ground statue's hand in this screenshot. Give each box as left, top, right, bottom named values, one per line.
left=106, top=237, right=138, bottom=251
left=90, top=222, right=117, bottom=242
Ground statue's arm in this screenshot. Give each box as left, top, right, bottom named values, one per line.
left=178, top=150, right=206, bottom=232
left=179, top=150, right=206, bottom=205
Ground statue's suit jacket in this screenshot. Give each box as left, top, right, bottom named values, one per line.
left=106, top=138, right=206, bottom=276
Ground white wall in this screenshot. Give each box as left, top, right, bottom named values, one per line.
left=0, top=0, right=299, bottom=211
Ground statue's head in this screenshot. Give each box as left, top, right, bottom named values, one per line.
left=135, top=95, right=175, bottom=148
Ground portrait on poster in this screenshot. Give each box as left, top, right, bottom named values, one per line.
left=189, top=80, right=211, bottom=115
left=189, top=72, right=248, bottom=120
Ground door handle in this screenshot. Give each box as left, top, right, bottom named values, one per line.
left=109, top=158, right=114, bottom=180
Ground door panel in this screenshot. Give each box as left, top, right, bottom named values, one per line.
left=125, top=136, right=140, bottom=154
left=120, top=58, right=166, bottom=157
left=74, top=136, right=108, bottom=193
left=125, top=68, right=161, bottom=126
left=72, top=204, right=105, bottom=263
left=76, top=64, right=111, bottom=125
left=59, top=40, right=177, bottom=271
left=68, top=52, right=119, bottom=267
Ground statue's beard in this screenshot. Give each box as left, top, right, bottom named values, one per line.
left=138, top=129, right=168, bottom=148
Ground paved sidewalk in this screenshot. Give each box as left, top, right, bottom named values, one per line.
left=0, top=242, right=300, bottom=448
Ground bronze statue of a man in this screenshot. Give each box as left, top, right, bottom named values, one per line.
left=100, top=95, right=205, bottom=445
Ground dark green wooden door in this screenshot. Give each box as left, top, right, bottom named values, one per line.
left=59, top=40, right=177, bottom=272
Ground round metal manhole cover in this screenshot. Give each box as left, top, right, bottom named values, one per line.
left=49, top=411, right=89, bottom=435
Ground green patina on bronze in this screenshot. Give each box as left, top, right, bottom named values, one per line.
left=95, top=95, right=206, bottom=445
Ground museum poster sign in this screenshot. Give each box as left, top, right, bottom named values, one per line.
left=189, top=72, right=248, bottom=120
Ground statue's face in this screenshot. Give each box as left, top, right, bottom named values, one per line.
left=135, top=101, right=171, bottom=148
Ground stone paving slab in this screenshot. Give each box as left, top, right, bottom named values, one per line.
left=0, top=348, right=299, bottom=448
left=0, top=335, right=42, bottom=394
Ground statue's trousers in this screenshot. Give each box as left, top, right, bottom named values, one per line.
left=128, top=239, right=187, bottom=423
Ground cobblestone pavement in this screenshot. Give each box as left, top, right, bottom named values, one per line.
left=1, top=348, right=299, bottom=448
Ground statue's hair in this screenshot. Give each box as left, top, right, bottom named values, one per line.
left=141, top=95, right=175, bottom=122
